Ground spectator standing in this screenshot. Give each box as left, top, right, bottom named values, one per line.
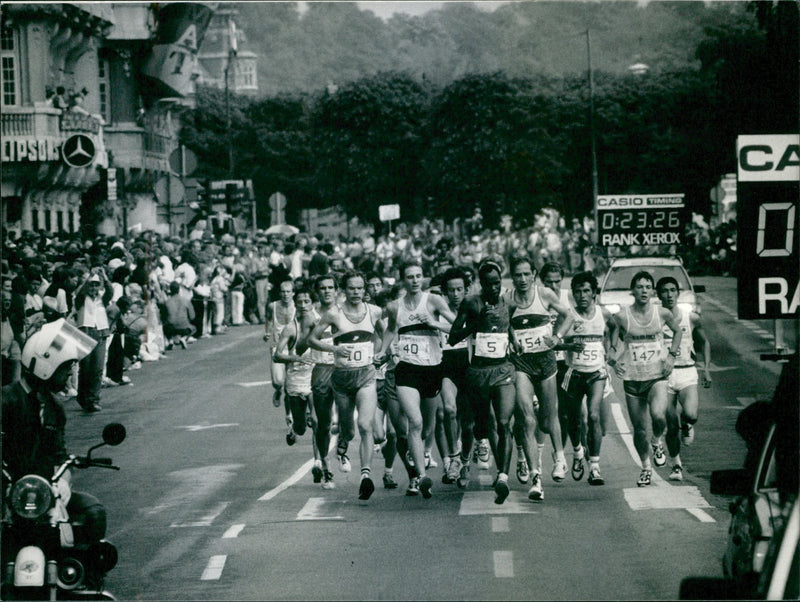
left=73, top=269, right=112, bottom=413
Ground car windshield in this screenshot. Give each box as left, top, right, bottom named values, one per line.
left=603, top=265, right=691, bottom=292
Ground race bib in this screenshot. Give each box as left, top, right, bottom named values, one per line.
left=398, top=335, right=432, bottom=363
left=569, top=340, right=605, bottom=371
left=474, top=332, right=508, bottom=358
left=626, top=339, right=664, bottom=379
left=311, top=336, right=336, bottom=365
left=514, top=324, right=552, bottom=354
left=335, top=342, right=374, bottom=368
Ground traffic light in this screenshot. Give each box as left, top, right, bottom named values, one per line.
left=225, top=183, right=237, bottom=214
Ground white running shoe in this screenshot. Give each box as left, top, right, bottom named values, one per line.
left=528, top=473, right=544, bottom=501
left=669, top=464, right=684, bottom=481
left=477, top=439, right=490, bottom=470
left=338, top=453, right=351, bottom=473
left=551, top=458, right=568, bottom=482
left=652, top=442, right=667, bottom=467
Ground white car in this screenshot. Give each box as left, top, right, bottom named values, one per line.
left=597, top=256, right=704, bottom=315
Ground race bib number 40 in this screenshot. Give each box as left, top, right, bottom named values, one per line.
left=474, top=332, right=509, bottom=358
left=398, top=335, right=432, bottom=363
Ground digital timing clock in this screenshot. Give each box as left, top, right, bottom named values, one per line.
left=596, top=194, right=686, bottom=247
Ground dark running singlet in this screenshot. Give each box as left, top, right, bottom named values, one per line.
left=470, top=294, right=511, bottom=368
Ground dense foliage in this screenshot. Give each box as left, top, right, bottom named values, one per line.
left=181, top=1, right=798, bottom=230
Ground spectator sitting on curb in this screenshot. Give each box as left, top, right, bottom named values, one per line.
left=163, top=281, right=195, bottom=350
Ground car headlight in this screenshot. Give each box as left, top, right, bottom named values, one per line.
left=605, top=304, right=621, bottom=314
left=10, top=475, right=53, bottom=519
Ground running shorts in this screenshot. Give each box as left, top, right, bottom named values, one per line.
left=623, top=377, right=666, bottom=399
left=312, top=364, right=335, bottom=405
left=332, top=365, right=376, bottom=397
left=562, top=366, right=608, bottom=401
left=512, top=350, right=558, bottom=382
left=441, top=348, right=470, bottom=393
left=668, top=365, right=698, bottom=395
left=377, top=368, right=398, bottom=412
left=395, top=361, right=443, bottom=399
left=466, top=362, right=516, bottom=393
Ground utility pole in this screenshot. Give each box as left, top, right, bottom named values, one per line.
left=225, top=15, right=237, bottom=179
left=586, top=29, right=600, bottom=244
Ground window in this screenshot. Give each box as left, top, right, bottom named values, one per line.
left=68, top=211, right=75, bottom=233
left=44, top=209, right=51, bottom=232
left=57, top=210, right=63, bottom=233
left=31, top=209, right=39, bottom=231
left=98, top=57, right=110, bottom=123
left=1, top=25, right=18, bottom=106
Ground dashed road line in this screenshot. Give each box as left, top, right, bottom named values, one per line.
left=171, top=502, right=230, bottom=528
left=493, top=551, right=514, bottom=578
left=259, top=458, right=315, bottom=501
left=296, top=497, right=345, bottom=521
left=200, top=555, right=227, bottom=580
left=686, top=508, right=716, bottom=523
left=222, top=524, right=245, bottom=539
left=492, top=517, right=510, bottom=532
left=237, top=380, right=272, bottom=388
left=737, top=396, right=756, bottom=406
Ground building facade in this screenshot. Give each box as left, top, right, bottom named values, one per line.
left=196, top=3, right=258, bottom=97
left=1, top=2, right=214, bottom=239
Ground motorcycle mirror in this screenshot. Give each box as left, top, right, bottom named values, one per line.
left=102, top=423, right=126, bottom=446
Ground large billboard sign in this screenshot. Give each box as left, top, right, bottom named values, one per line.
left=736, top=134, right=800, bottom=319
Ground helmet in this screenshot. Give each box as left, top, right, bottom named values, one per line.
left=21, top=319, right=97, bottom=381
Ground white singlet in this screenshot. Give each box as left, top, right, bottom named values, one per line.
left=396, top=292, right=443, bottom=366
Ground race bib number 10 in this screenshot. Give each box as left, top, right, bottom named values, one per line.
left=337, top=342, right=374, bottom=368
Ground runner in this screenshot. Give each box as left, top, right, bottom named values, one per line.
left=305, top=274, right=339, bottom=489
left=264, top=277, right=296, bottom=419
left=309, top=271, right=384, bottom=500
left=561, top=271, right=615, bottom=485
left=449, top=256, right=521, bottom=504
left=505, top=257, right=574, bottom=501
left=273, top=283, right=321, bottom=472
left=378, top=262, right=455, bottom=499
left=655, top=276, right=712, bottom=481
left=608, top=271, right=682, bottom=487
left=438, top=267, right=471, bottom=485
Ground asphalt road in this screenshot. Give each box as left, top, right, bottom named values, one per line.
left=63, top=277, right=789, bottom=600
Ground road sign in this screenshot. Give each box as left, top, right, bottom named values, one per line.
left=269, top=192, right=287, bottom=211
left=169, top=146, right=197, bottom=176
left=736, top=134, right=799, bottom=319
left=379, top=204, right=400, bottom=222
left=61, top=134, right=96, bottom=168
left=154, top=175, right=185, bottom=204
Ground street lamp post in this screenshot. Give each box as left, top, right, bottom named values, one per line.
left=586, top=29, right=600, bottom=244
left=225, top=16, right=237, bottom=180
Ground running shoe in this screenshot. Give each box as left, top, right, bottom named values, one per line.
left=669, top=464, right=684, bottom=482
left=286, top=431, right=296, bottom=446
left=444, top=456, right=461, bottom=484
left=358, top=476, right=375, bottom=500
left=420, top=476, right=433, bottom=499
left=312, top=463, right=323, bottom=483
left=477, top=439, right=491, bottom=469
left=425, top=452, right=438, bottom=469
left=322, top=470, right=335, bottom=489
left=588, top=467, right=605, bottom=486
left=637, top=468, right=652, bottom=487
left=494, top=478, right=510, bottom=505
left=179, top=337, right=188, bottom=350
left=681, top=423, right=695, bottom=446
left=516, top=458, right=530, bottom=484
left=551, top=457, right=568, bottom=482
left=406, top=477, right=420, bottom=496
left=571, top=454, right=585, bottom=481
left=383, top=473, right=398, bottom=489
left=457, top=462, right=470, bottom=489
left=528, top=473, right=544, bottom=501
left=652, top=442, right=667, bottom=467
left=338, top=453, right=351, bottom=473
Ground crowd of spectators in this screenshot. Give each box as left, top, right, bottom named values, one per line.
left=0, top=210, right=736, bottom=404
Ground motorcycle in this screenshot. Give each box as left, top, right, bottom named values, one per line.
left=2, top=423, right=126, bottom=601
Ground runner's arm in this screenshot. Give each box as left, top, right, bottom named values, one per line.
left=448, top=297, right=477, bottom=346
left=273, top=323, right=296, bottom=364
left=692, top=312, right=712, bottom=387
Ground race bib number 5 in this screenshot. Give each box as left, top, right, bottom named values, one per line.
left=474, top=332, right=509, bottom=358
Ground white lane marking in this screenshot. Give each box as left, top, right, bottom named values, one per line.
left=459, top=491, right=538, bottom=515
left=176, top=423, right=239, bottom=431
left=624, top=486, right=712, bottom=510
left=687, top=508, right=716, bottom=523
left=259, top=458, right=315, bottom=501
left=200, top=555, right=227, bottom=581
left=737, top=397, right=756, bottom=406
left=492, top=517, right=510, bottom=532
left=493, top=551, right=514, bottom=578
left=611, top=403, right=641, bottom=467
left=222, top=524, right=245, bottom=539
left=238, top=380, right=272, bottom=388
left=171, top=502, right=230, bottom=528
left=296, top=497, right=345, bottom=521
left=708, top=362, right=738, bottom=373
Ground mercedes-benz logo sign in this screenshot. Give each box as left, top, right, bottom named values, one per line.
left=62, top=134, right=96, bottom=168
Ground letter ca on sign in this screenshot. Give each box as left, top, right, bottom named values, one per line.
left=737, top=134, right=800, bottom=182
